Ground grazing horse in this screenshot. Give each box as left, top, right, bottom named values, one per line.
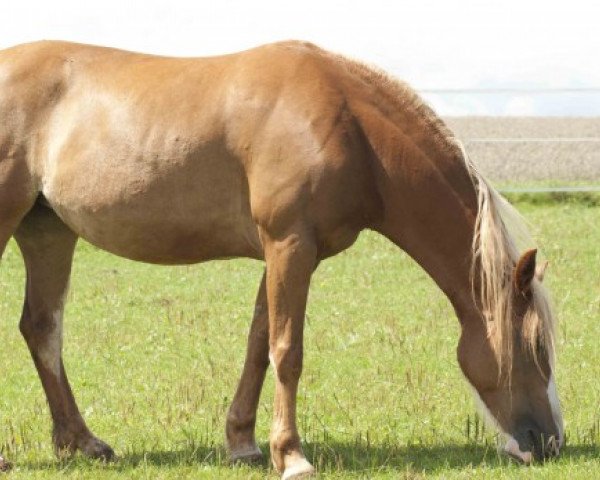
left=0, top=40, right=563, bottom=477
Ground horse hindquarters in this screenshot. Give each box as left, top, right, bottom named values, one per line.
left=0, top=153, right=39, bottom=251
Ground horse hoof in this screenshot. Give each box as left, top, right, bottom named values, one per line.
left=0, top=456, right=12, bottom=473
left=230, top=444, right=263, bottom=464
left=80, top=437, right=116, bottom=462
left=281, top=458, right=315, bottom=480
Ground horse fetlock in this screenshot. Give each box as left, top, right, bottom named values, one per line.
left=226, top=407, right=256, bottom=433
left=226, top=411, right=262, bottom=463
left=53, top=425, right=79, bottom=456
left=270, top=429, right=307, bottom=474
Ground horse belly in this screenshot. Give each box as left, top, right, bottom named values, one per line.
left=43, top=145, right=262, bottom=264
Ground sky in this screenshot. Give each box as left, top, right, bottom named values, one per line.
left=1, top=0, right=599, bottom=116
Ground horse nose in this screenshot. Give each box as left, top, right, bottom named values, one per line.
left=507, top=426, right=560, bottom=463
left=545, top=434, right=561, bottom=458
left=525, top=428, right=544, bottom=461
left=528, top=429, right=561, bottom=461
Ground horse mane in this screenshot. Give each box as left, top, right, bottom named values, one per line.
left=321, top=48, right=460, bottom=161
left=460, top=145, right=557, bottom=374
left=324, top=46, right=556, bottom=374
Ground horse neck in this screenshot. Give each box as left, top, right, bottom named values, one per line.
left=370, top=138, right=481, bottom=320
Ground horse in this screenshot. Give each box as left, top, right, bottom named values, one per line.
left=0, top=40, right=563, bottom=478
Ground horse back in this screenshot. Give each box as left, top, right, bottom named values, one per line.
left=0, top=41, right=380, bottom=262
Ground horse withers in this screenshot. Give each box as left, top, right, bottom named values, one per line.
left=0, top=40, right=562, bottom=477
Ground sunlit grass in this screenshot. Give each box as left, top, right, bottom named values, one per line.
left=0, top=199, right=598, bottom=478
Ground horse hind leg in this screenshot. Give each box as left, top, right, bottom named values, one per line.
left=14, top=205, right=114, bottom=461
left=0, top=220, right=28, bottom=472
left=0, top=156, right=39, bottom=471
left=226, top=271, right=269, bottom=463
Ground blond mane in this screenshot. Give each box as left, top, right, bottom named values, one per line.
left=460, top=145, right=557, bottom=374
left=323, top=48, right=459, bottom=160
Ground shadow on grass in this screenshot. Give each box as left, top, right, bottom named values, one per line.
left=17, top=441, right=599, bottom=474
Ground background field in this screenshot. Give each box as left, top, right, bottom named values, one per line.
left=447, top=116, right=600, bottom=183
left=0, top=119, right=599, bottom=479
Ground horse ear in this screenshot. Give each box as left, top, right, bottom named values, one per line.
left=535, top=260, right=548, bottom=282
left=514, top=249, right=537, bottom=294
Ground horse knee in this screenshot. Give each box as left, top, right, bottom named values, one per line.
left=270, top=343, right=303, bottom=383
left=19, top=305, right=63, bottom=374
left=19, top=309, right=56, bottom=343
left=18, top=305, right=36, bottom=341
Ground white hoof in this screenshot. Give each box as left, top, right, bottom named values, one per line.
left=282, top=458, right=315, bottom=480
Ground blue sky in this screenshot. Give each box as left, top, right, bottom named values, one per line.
left=1, top=0, right=599, bottom=116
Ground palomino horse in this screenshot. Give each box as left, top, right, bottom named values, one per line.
left=0, top=40, right=563, bottom=477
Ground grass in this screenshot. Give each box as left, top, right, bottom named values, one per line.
left=0, top=199, right=598, bottom=478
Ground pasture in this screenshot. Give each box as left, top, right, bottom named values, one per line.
left=0, top=195, right=597, bottom=479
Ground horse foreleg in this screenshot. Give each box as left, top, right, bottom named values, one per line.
left=262, top=225, right=316, bottom=479
left=15, top=207, right=114, bottom=461
left=226, top=271, right=269, bottom=463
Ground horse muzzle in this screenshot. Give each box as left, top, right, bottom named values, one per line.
left=504, top=428, right=561, bottom=464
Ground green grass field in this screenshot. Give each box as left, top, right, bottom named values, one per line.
left=0, top=198, right=598, bottom=479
